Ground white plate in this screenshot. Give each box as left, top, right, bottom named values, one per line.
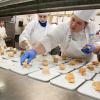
left=1, top=55, right=8, bottom=60
left=10, top=62, right=40, bottom=75
left=93, top=74, right=100, bottom=81
left=51, top=58, right=72, bottom=66
left=1, top=55, right=17, bottom=60
left=50, top=74, right=85, bottom=90
left=94, top=67, right=100, bottom=73
left=91, top=54, right=98, bottom=61
left=51, top=66, right=74, bottom=74
left=73, top=69, right=95, bottom=80
left=64, top=62, right=85, bottom=69
left=28, top=69, right=60, bottom=82
left=33, top=61, right=55, bottom=69
left=11, top=57, right=20, bottom=62
left=0, top=59, right=13, bottom=69
left=86, top=62, right=100, bottom=74
left=77, top=81, right=100, bottom=99
left=34, top=55, right=53, bottom=62
left=52, top=60, right=68, bottom=66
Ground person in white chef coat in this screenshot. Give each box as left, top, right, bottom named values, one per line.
left=19, top=13, right=53, bottom=50
left=20, top=10, right=97, bottom=64
left=0, top=20, right=7, bottom=48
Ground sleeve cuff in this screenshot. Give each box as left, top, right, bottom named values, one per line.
left=19, top=37, right=28, bottom=43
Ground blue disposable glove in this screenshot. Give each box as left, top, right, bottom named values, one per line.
left=81, top=44, right=96, bottom=54
left=20, top=49, right=37, bottom=65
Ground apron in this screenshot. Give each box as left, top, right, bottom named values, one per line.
left=30, top=21, right=51, bottom=55
left=30, top=21, right=50, bottom=45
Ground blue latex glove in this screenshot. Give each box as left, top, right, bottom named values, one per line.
left=81, top=44, right=96, bottom=54
left=20, top=49, right=37, bottom=65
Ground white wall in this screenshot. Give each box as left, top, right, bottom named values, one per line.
left=94, top=16, right=100, bottom=31
left=13, top=14, right=38, bottom=35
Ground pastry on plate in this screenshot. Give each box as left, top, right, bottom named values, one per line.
left=92, top=61, right=99, bottom=66
left=22, top=60, right=29, bottom=68
left=42, top=60, right=48, bottom=66
left=87, top=64, right=95, bottom=71
left=13, top=48, right=17, bottom=53
left=75, top=58, right=84, bottom=63
left=42, top=66, right=50, bottom=74
left=0, top=47, right=4, bottom=55
left=6, top=47, right=18, bottom=57
left=65, top=73, right=75, bottom=83
left=68, top=60, right=77, bottom=66
left=92, top=81, right=100, bottom=91
left=7, top=51, right=15, bottom=57
left=7, top=47, right=17, bottom=54
left=79, top=67, right=86, bottom=76
left=61, top=54, right=68, bottom=60
left=52, top=55, right=60, bottom=63
left=59, top=64, right=65, bottom=70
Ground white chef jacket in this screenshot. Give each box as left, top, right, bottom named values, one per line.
left=19, top=21, right=52, bottom=45
left=41, top=21, right=97, bottom=58
left=0, top=26, right=6, bottom=47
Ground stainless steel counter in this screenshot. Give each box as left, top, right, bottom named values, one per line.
left=0, top=68, right=97, bottom=100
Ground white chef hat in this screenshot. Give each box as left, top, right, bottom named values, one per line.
left=74, top=10, right=96, bottom=22
left=38, top=13, right=49, bottom=16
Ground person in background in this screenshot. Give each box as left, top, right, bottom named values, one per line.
left=0, top=19, right=7, bottom=48
left=20, top=10, right=98, bottom=64
left=19, top=13, right=54, bottom=49
left=19, top=13, right=60, bottom=56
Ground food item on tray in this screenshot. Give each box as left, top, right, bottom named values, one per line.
left=61, top=54, right=68, bottom=60
left=22, top=60, right=29, bottom=68
left=42, top=66, right=50, bottom=74
left=69, top=58, right=84, bottom=65
left=42, top=60, right=48, bottom=66
left=7, top=51, right=15, bottom=57
left=87, top=64, right=95, bottom=71
left=0, top=47, right=4, bottom=55
left=92, top=61, right=100, bottom=66
left=6, top=47, right=18, bottom=57
left=65, top=73, right=75, bottom=83
left=12, top=48, right=17, bottom=54
left=8, top=47, right=17, bottom=54
left=92, top=81, right=100, bottom=91
left=68, top=60, right=77, bottom=66
left=75, top=58, right=84, bottom=63
left=79, top=67, right=86, bottom=76
left=59, top=64, right=65, bottom=70
left=52, top=55, right=60, bottom=63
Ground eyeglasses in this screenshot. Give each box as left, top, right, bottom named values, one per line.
left=39, top=15, right=47, bottom=18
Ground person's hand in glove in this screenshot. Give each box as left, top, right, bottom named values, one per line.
left=81, top=44, right=96, bottom=54
left=20, top=49, right=37, bottom=65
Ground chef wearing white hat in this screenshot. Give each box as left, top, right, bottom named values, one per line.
left=20, top=10, right=97, bottom=64
left=19, top=13, right=52, bottom=50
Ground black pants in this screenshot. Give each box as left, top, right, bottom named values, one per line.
left=15, top=35, right=20, bottom=42
left=49, top=46, right=61, bottom=56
